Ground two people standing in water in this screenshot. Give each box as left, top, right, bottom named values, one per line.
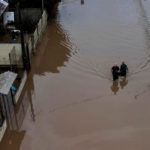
left=111, top=62, right=128, bottom=81
left=111, top=62, right=128, bottom=94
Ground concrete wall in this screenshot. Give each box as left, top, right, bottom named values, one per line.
left=31, top=10, right=47, bottom=53
left=15, top=71, right=27, bottom=104
left=0, top=44, right=22, bottom=65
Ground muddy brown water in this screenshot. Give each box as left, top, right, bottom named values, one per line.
left=1, top=0, right=150, bottom=149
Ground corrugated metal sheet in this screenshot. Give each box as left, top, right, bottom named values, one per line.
left=0, top=0, right=8, bottom=16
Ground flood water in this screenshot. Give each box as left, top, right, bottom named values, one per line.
left=1, top=0, right=150, bottom=149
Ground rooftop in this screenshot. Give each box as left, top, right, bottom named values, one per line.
left=0, top=0, right=8, bottom=17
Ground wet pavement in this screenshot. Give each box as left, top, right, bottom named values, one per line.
left=1, top=0, right=150, bottom=149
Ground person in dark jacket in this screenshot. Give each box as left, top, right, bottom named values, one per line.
left=120, top=62, right=128, bottom=77
left=111, top=64, right=119, bottom=81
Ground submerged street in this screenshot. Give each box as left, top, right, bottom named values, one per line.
left=1, top=0, right=150, bottom=149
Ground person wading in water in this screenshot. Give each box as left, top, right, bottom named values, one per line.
left=120, top=62, right=128, bottom=77
left=111, top=64, right=120, bottom=81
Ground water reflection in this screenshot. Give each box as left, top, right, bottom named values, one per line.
left=0, top=129, right=25, bottom=150
left=111, top=77, right=128, bottom=95
left=31, top=1, right=72, bottom=75
left=111, top=80, right=119, bottom=95
left=14, top=74, right=35, bottom=129
left=120, top=77, right=128, bottom=89
left=33, top=22, right=72, bottom=75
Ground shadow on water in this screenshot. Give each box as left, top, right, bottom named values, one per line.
left=25, top=0, right=73, bottom=75
left=111, top=77, right=128, bottom=95
left=0, top=129, right=25, bottom=150
left=32, top=22, right=72, bottom=75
